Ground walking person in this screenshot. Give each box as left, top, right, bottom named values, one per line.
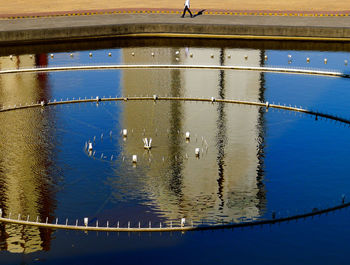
left=181, top=0, right=193, bottom=18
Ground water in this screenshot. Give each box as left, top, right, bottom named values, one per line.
left=0, top=39, right=350, bottom=263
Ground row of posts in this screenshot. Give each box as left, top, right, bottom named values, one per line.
left=0, top=210, right=190, bottom=229
left=15, top=52, right=344, bottom=65
left=0, top=195, right=347, bottom=230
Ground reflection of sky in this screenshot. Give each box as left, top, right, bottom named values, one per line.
left=2, top=46, right=350, bottom=262
left=265, top=50, right=350, bottom=71
left=265, top=50, right=350, bottom=118
left=46, top=50, right=123, bottom=100
left=20, top=48, right=350, bottom=221
left=263, top=50, right=350, bottom=214
left=45, top=50, right=124, bottom=219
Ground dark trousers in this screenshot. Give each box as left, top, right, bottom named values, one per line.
left=181, top=6, right=193, bottom=17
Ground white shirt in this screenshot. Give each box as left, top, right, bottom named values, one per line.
left=185, top=0, right=190, bottom=8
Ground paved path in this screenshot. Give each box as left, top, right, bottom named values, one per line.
left=1, top=0, right=350, bottom=45
left=1, top=0, right=350, bottom=17
left=1, top=13, right=350, bottom=45
left=2, top=13, right=350, bottom=30
left=2, top=8, right=350, bottom=19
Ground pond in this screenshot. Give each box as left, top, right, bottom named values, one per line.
left=0, top=39, right=350, bottom=264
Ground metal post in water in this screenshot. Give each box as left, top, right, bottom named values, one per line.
left=272, top=211, right=276, bottom=219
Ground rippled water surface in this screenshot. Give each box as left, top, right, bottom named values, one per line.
left=1, top=40, right=350, bottom=264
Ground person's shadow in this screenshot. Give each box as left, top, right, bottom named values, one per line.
left=192, top=9, right=205, bottom=17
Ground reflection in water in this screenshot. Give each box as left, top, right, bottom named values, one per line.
left=256, top=51, right=267, bottom=213
left=168, top=54, right=184, bottom=205
left=119, top=46, right=267, bottom=223
left=0, top=55, right=56, bottom=253
left=216, top=48, right=227, bottom=211
left=0, top=47, right=268, bottom=252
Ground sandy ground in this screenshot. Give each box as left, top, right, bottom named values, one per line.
left=2, top=0, right=350, bottom=15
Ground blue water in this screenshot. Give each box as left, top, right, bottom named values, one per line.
left=1, top=43, right=350, bottom=264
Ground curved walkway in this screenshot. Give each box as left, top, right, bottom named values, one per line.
left=2, top=8, right=350, bottom=20
left=2, top=10, right=350, bottom=44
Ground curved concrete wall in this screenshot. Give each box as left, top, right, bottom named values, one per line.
left=1, top=14, right=350, bottom=44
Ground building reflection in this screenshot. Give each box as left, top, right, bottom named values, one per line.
left=119, top=47, right=266, bottom=223
left=0, top=55, right=56, bottom=253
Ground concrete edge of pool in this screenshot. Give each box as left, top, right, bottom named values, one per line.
left=2, top=13, right=350, bottom=45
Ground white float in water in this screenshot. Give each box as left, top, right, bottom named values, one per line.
left=123, top=129, right=128, bottom=137
left=195, top=148, right=200, bottom=157
left=132, top=155, right=137, bottom=163
left=84, top=217, right=88, bottom=227
left=89, top=52, right=92, bottom=57
left=181, top=218, right=186, bottom=227
left=143, top=138, right=152, bottom=150
left=108, top=52, right=112, bottom=56
left=185, top=131, right=190, bottom=140
left=88, top=142, right=93, bottom=151
left=306, top=57, right=310, bottom=63
left=324, top=58, right=328, bottom=64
